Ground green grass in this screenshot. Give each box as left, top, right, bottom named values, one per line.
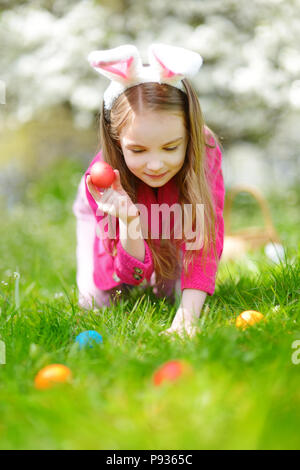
left=0, top=157, right=299, bottom=450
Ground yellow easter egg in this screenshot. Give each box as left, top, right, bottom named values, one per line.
left=236, top=310, right=264, bottom=329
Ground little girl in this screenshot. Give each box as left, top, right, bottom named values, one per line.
left=72, top=43, right=225, bottom=338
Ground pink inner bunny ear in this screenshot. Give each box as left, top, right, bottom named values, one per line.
left=91, top=56, right=134, bottom=80
left=149, top=43, right=202, bottom=82
left=152, top=51, right=178, bottom=79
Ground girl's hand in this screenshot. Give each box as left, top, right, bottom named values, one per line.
left=86, top=169, right=140, bottom=223
left=158, top=307, right=200, bottom=340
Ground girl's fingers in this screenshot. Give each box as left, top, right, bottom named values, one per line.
left=159, top=325, right=198, bottom=340
left=111, top=169, right=123, bottom=192
left=86, top=175, right=136, bottom=220
left=86, top=175, right=104, bottom=201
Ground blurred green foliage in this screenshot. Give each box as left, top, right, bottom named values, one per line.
left=0, top=105, right=97, bottom=170
left=228, top=184, right=300, bottom=248
left=0, top=155, right=85, bottom=296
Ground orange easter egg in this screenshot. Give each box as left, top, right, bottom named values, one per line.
left=34, top=364, right=72, bottom=390
left=153, top=359, right=193, bottom=386
left=236, top=310, right=264, bottom=329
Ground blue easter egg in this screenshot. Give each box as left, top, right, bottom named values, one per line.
left=75, top=330, right=103, bottom=349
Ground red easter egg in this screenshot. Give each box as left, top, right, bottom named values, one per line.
left=90, top=162, right=115, bottom=189
left=153, top=360, right=193, bottom=386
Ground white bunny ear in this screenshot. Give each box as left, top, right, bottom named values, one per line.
left=87, top=45, right=142, bottom=85
left=148, top=43, right=203, bottom=84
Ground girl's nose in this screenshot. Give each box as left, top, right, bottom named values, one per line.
left=146, top=160, right=164, bottom=172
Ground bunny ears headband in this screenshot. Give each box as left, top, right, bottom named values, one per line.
left=88, top=43, right=203, bottom=111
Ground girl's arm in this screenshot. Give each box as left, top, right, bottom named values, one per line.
left=119, top=214, right=145, bottom=262
left=160, top=136, right=225, bottom=339
left=114, top=214, right=154, bottom=285
left=180, top=141, right=225, bottom=295
left=180, top=288, right=207, bottom=318
left=85, top=156, right=154, bottom=286
left=160, top=289, right=207, bottom=338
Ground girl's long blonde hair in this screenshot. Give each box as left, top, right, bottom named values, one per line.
left=97, top=78, right=222, bottom=288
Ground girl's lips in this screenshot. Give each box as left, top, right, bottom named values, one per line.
left=145, top=171, right=168, bottom=179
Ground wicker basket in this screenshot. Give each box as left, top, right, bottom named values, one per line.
left=222, top=185, right=281, bottom=261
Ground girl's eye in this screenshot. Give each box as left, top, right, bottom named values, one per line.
left=131, top=146, right=178, bottom=153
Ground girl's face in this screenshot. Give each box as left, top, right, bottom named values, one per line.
left=119, top=110, right=188, bottom=187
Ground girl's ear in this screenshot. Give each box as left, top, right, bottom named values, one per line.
left=88, top=45, right=142, bottom=85
left=148, top=43, right=203, bottom=83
